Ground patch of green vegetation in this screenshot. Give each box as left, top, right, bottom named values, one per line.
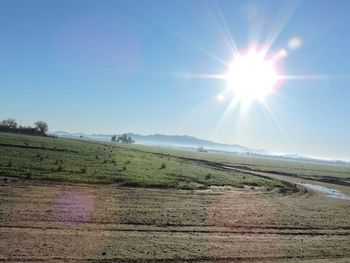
left=124, top=144, right=350, bottom=180
left=0, top=132, right=280, bottom=189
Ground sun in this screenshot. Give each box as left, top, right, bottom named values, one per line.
left=226, top=50, right=278, bottom=102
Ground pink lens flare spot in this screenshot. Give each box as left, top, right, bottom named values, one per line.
left=53, top=190, right=93, bottom=225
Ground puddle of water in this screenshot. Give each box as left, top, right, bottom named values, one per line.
left=301, top=183, right=350, bottom=201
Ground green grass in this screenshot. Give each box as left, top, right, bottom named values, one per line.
left=0, top=132, right=280, bottom=189
left=125, top=144, right=350, bottom=180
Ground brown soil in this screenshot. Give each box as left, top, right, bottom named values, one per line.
left=0, top=177, right=349, bottom=262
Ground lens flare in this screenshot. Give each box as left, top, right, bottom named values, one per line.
left=215, top=94, right=225, bottom=102
left=288, top=37, right=302, bottom=50
left=53, top=190, right=93, bottom=225
left=274, top=48, right=288, bottom=61
left=226, top=50, right=278, bottom=103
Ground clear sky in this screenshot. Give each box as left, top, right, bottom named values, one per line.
left=1, top=0, right=350, bottom=160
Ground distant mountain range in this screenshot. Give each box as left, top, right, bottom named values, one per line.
left=52, top=131, right=349, bottom=165
left=52, top=131, right=262, bottom=153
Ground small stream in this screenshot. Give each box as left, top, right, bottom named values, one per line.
left=301, top=183, right=350, bottom=201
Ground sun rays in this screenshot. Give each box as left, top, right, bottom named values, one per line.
left=112, top=1, right=350, bottom=148
left=225, top=49, right=278, bottom=103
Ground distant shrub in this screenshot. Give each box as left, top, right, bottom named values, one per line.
left=125, top=160, right=131, bottom=164
left=56, top=165, right=64, bottom=172
left=8, top=161, right=12, bottom=167
left=122, top=166, right=127, bottom=171
left=36, top=153, right=41, bottom=158
left=112, top=160, right=117, bottom=165
left=116, top=134, right=134, bottom=144
left=80, top=167, right=87, bottom=174
left=205, top=173, right=211, bottom=180
left=160, top=163, right=166, bottom=169
left=39, top=157, right=44, bottom=161
left=54, top=159, right=63, bottom=165
left=25, top=173, right=32, bottom=180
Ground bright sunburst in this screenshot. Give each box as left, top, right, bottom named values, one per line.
left=226, top=49, right=278, bottom=103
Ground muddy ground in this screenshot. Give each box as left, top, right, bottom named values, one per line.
left=1, top=175, right=350, bottom=262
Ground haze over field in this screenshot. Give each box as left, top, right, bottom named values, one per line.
left=52, top=130, right=350, bottom=164
left=1, top=0, right=350, bottom=160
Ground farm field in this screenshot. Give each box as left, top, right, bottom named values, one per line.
left=125, top=144, right=350, bottom=182
left=0, top=132, right=350, bottom=262
left=1, top=178, right=350, bottom=262
left=0, top=132, right=279, bottom=189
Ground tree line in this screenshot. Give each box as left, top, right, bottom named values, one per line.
left=0, top=118, right=49, bottom=136
left=111, top=134, right=134, bottom=144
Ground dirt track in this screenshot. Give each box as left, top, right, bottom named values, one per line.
left=224, top=165, right=350, bottom=195
left=0, top=175, right=350, bottom=263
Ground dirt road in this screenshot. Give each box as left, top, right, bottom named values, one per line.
left=1, top=176, right=349, bottom=262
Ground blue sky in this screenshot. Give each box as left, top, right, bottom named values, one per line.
left=1, top=0, right=350, bottom=160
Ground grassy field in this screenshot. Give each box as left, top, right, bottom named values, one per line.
left=0, top=132, right=279, bottom=189
left=125, top=144, right=350, bottom=181
left=1, top=132, right=350, bottom=262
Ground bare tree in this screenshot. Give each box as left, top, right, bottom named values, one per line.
left=0, top=120, right=6, bottom=127
left=34, top=121, right=48, bottom=134
left=0, top=118, right=17, bottom=128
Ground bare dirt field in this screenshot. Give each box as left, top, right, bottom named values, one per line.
left=1, top=176, right=349, bottom=262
